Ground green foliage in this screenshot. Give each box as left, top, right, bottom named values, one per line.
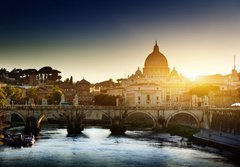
left=3, top=85, right=23, bottom=104
left=47, top=86, right=63, bottom=105
left=189, top=85, right=219, bottom=97
left=26, top=87, right=39, bottom=102
left=3, top=85, right=15, bottom=98
left=0, top=88, right=7, bottom=107
left=94, top=94, right=117, bottom=106
left=167, top=124, right=199, bottom=140
left=11, top=88, right=23, bottom=104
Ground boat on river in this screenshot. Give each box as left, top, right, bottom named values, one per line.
left=4, top=133, right=35, bottom=147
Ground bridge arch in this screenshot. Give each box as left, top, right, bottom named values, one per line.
left=10, top=111, right=26, bottom=125
left=126, top=110, right=157, bottom=127
left=166, top=111, right=200, bottom=128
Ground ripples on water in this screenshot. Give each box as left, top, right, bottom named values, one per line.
left=0, top=127, right=238, bottom=167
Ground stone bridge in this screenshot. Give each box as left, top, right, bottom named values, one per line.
left=1, top=105, right=239, bottom=135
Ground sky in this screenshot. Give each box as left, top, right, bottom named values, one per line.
left=0, top=0, right=240, bottom=83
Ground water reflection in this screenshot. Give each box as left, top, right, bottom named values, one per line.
left=83, top=127, right=110, bottom=139
left=0, top=127, right=238, bottom=167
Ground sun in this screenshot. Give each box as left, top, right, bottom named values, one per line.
left=186, top=74, right=198, bottom=82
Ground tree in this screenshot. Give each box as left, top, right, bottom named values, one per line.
left=47, top=86, right=63, bottom=105
left=0, top=88, right=7, bottom=107
left=3, top=85, right=23, bottom=104
left=26, top=87, right=39, bottom=103
left=8, top=68, right=23, bottom=81
left=11, top=88, right=23, bottom=104
left=3, top=85, right=15, bottom=98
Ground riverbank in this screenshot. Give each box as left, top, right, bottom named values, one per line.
left=193, top=129, right=240, bottom=154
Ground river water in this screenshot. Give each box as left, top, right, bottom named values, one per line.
left=0, top=127, right=239, bottom=167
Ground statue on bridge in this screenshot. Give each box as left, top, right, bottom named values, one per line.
left=59, top=94, right=65, bottom=105
left=28, top=98, right=35, bottom=106
left=6, top=98, right=11, bottom=106
left=41, top=98, right=48, bottom=105
left=73, top=94, right=79, bottom=106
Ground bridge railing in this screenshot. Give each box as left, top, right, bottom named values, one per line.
left=1, top=105, right=122, bottom=110
left=1, top=104, right=240, bottom=111
left=0, top=104, right=219, bottom=110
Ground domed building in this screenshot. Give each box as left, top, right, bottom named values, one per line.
left=143, top=42, right=170, bottom=79
left=107, top=42, right=191, bottom=107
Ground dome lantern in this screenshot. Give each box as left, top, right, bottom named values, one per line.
left=153, top=41, right=159, bottom=52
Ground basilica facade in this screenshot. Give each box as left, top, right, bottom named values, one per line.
left=107, top=42, right=192, bottom=107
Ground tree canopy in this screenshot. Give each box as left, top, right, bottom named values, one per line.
left=3, top=85, right=23, bottom=104
left=25, top=87, right=39, bottom=103
left=47, top=86, right=63, bottom=105
left=0, top=88, right=7, bottom=107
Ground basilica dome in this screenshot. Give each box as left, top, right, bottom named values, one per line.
left=144, top=42, right=168, bottom=67
left=143, top=42, right=170, bottom=78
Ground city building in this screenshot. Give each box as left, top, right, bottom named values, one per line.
left=91, top=79, right=119, bottom=95
left=107, top=42, right=192, bottom=107
left=194, top=56, right=240, bottom=107
left=76, top=78, right=93, bottom=105
left=59, top=77, right=76, bottom=104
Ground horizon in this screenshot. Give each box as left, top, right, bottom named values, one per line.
left=0, top=0, right=240, bottom=83
left=0, top=46, right=237, bottom=84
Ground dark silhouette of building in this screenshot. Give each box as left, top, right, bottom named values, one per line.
left=76, top=78, right=93, bottom=105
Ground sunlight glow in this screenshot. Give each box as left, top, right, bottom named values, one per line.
left=185, top=74, right=198, bottom=82
left=83, top=128, right=110, bottom=139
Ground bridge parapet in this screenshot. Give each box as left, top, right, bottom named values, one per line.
left=208, top=108, right=240, bottom=112
left=0, top=105, right=216, bottom=111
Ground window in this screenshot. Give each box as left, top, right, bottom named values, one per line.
left=147, top=95, right=150, bottom=104
left=147, top=95, right=150, bottom=100
left=166, top=92, right=170, bottom=101
left=138, top=96, right=141, bottom=104
left=166, top=95, right=170, bottom=101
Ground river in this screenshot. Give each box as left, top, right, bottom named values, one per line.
left=0, top=127, right=239, bottom=167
